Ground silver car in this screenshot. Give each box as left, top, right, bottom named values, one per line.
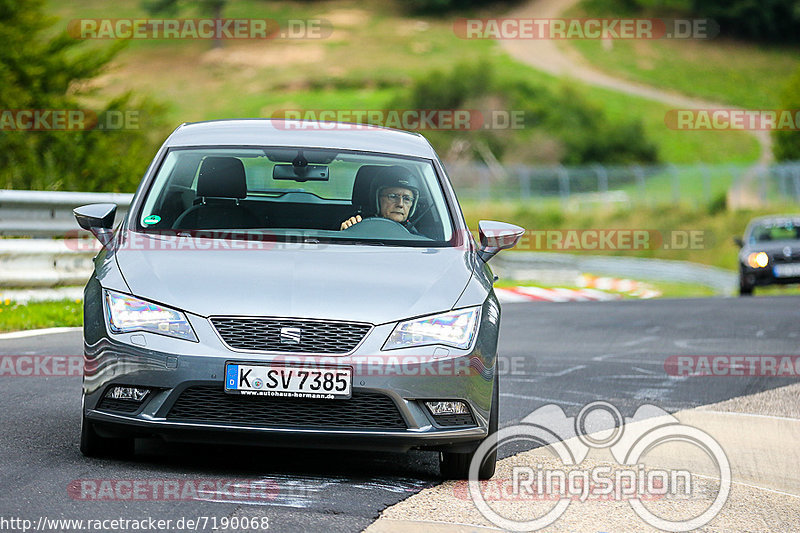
left=74, top=119, right=523, bottom=479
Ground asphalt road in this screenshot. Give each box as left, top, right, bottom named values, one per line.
left=1, top=296, right=799, bottom=532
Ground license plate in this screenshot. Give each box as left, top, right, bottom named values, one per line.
left=225, top=363, right=352, bottom=399
left=774, top=263, right=800, bottom=277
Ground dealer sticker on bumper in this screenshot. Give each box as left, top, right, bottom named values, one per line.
left=225, top=363, right=352, bottom=399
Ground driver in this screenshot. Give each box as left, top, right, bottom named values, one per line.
left=340, top=167, right=420, bottom=234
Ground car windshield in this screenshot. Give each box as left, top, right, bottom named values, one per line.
left=748, top=219, right=800, bottom=243
left=136, top=147, right=455, bottom=246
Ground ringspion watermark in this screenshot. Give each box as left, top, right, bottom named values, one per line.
left=454, top=18, right=718, bottom=40
left=271, top=110, right=525, bottom=130
left=468, top=401, right=730, bottom=531
left=666, top=109, right=800, bottom=130
left=0, top=109, right=140, bottom=131
left=68, top=18, right=332, bottom=40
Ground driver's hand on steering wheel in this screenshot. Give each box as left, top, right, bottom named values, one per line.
left=340, top=215, right=362, bottom=230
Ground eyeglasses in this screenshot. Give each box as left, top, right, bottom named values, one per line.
left=381, top=193, right=415, bottom=205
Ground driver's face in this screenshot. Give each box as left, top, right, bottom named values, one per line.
left=378, top=187, right=414, bottom=223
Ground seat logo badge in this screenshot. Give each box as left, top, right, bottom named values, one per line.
left=784, top=246, right=792, bottom=258
left=280, top=327, right=301, bottom=344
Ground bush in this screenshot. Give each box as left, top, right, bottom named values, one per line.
left=392, top=61, right=658, bottom=165
left=773, top=67, right=800, bottom=162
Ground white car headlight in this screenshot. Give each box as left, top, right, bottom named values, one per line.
left=383, top=307, right=480, bottom=351
left=105, top=290, right=197, bottom=341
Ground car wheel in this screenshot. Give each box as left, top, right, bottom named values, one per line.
left=739, top=275, right=754, bottom=296
left=80, top=412, right=133, bottom=458
left=440, top=371, right=499, bottom=480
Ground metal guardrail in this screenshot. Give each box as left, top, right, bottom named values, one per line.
left=0, top=239, right=99, bottom=287
left=0, top=190, right=132, bottom=237
left=0, top=190, right=737, bottom=294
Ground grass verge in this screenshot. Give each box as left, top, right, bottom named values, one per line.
left=0, top=299, right=83, bottom=333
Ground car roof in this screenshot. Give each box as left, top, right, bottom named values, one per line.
left=747, top=214, right=800, bottom=227
left=164, top=119, right=437, bottom=159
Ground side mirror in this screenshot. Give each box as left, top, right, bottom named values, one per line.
left=477, top=220, right=525, bottom=262
left=74, top=203, right=117, bottom=248
left=733, top=236, right=744, bottom=248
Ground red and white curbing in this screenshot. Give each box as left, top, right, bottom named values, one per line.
left=495, top=274, right=661, bottom=303
left=579, top=274, right=662, bottom=299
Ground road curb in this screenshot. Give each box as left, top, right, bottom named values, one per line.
left=0, top=326, right=82, bottom=340
left=365, top=385, right=800, bottom=531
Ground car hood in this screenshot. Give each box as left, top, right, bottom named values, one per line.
left=114, top=235, right=475, bottom=324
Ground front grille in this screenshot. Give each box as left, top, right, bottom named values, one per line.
left=211, top=317, right=371, bottom=354
left=166, top=386, right=407, bottom=430
left=433, top=413, right=476, bottom=427
left=97, top=398, right=142, bottom=413
left=772, top=254, right=800, bottom=264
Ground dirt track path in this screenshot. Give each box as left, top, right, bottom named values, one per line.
left=498, top=0, right=773, bottom=169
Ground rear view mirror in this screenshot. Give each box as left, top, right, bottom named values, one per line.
left=733, top=236, right=744, bottom=247
left=74, top=203, right=117, bottom=248
left=477, top=220, right=525, bottom=262
left=273, top=164, right=329, bottom=182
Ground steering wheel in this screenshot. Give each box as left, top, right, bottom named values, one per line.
left=341, top=216, right=411, bottom=235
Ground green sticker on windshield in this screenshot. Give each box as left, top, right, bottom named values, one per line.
left=143, top=214, right=161, bottom=225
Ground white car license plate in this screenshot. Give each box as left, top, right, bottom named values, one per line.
left=225, top=363, right=352, bottom=399
left=774, top=263, right=800, bottom=277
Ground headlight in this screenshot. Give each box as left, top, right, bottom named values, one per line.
left=105, top=290, right=197, bottom=341
left=747, top=252, right=769, bottom=268
left=383, top=307, right=480, bottom=351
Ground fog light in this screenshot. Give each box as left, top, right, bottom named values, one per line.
left=425, top=401, right=470, bottom=415
left=106, top=386, right=149, bottom=402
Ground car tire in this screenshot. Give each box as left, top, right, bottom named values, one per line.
left=80, top=412, right=134, bottom=458
left=739, top=276, right=754, bottom=296
left=439, top=371, right=499, bottom=480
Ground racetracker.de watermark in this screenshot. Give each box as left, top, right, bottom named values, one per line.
left=68, top=18, right=332, bottom=40
left=69, top=479, right=279, bottom=502
left=0, top=354, right=530, bottom=378
left=454, top=18, right=718, bottom=39
left=0, top=355, right=83, bottom=377
left=503, top=229, right=709, bottom=251
left=665, top=355, right=800, bottom=377
left=0, top=110, right=140, bottom=131
left=65, top=228, right=709, bottom=253
left=271, top=110, right=525, bottom=131
left=665, top=109, right=800, bottom=130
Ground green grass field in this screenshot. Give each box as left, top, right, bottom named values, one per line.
left=48, top=0, right=759, bottom=165
left=0, top=299, right=82, bottom=332
left=564, top=1, right=800, bottom=109
left=460, top=200, right=800, bottom=270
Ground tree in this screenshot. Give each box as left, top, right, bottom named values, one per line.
left=773, top=67, right=800, bottom=162
left=0, top=0, right=168, bottom=191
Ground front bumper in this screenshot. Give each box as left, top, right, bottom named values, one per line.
left=741, top=264, right=800, bottom=287
left=83, top=287, right=500, bottom=453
